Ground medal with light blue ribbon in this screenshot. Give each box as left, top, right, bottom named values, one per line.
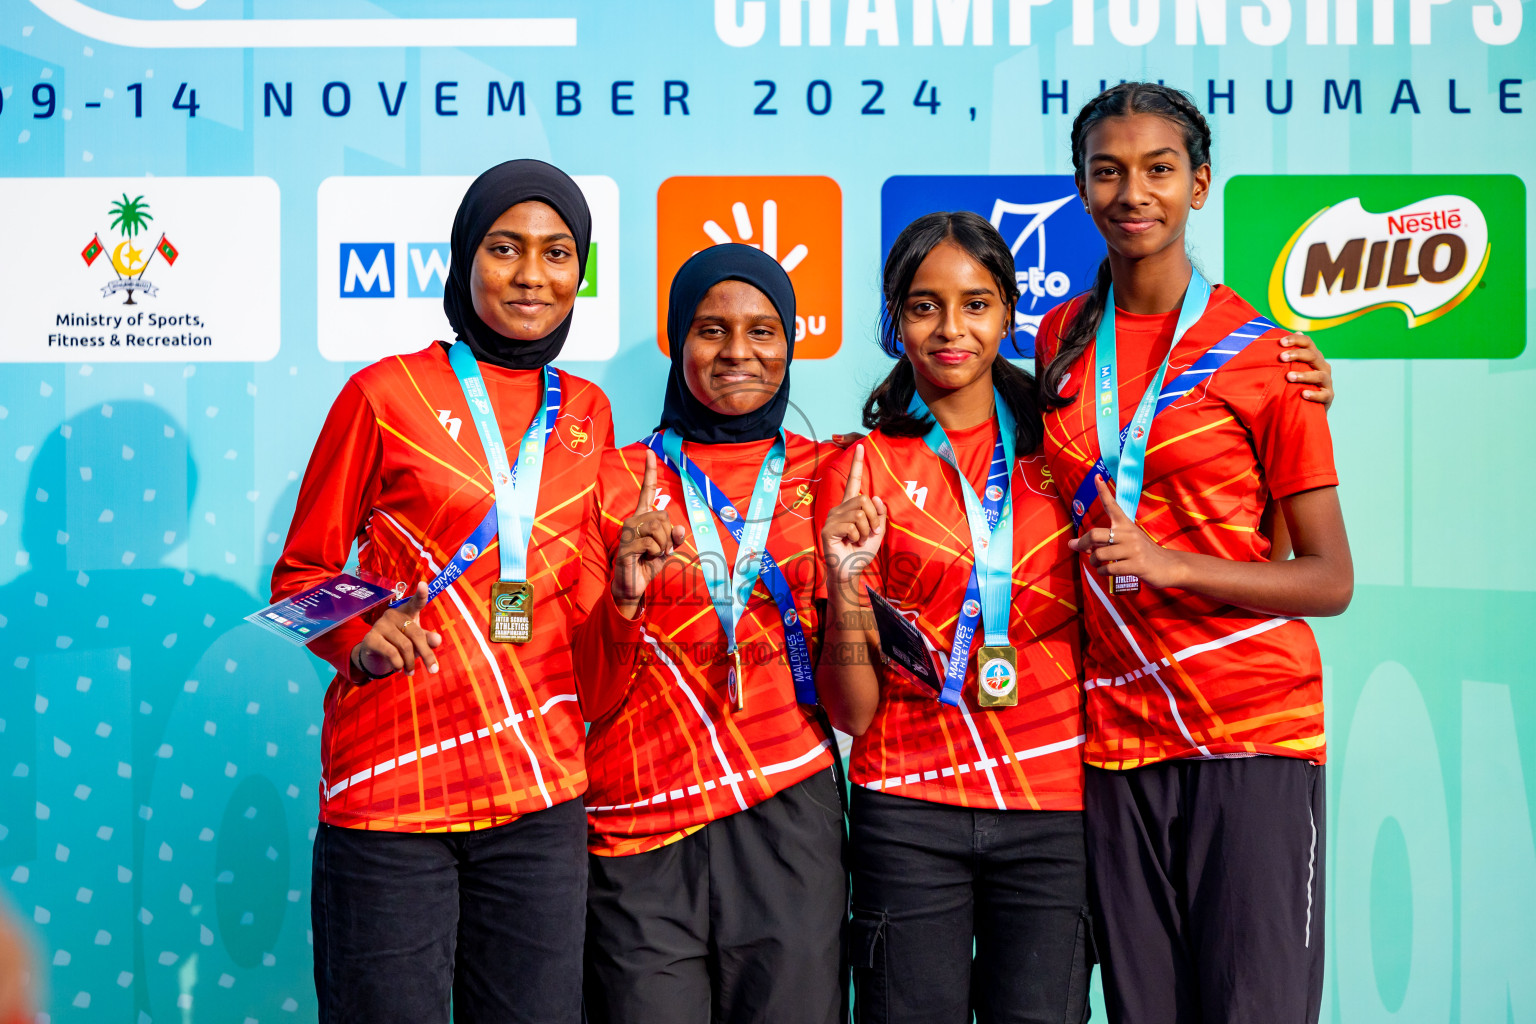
left=649, top=430, right=814, bottom=713
left=907, top=389, right=1018, bottom=709
left=428, top=341, right=559, bottom=643
left=1094, top=270, right=1211, bottom=596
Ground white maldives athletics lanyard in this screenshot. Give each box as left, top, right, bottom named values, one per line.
left=446, top=340, right=557, bottom=643
left=660, top=429, right=785, bottom=713
left=1093, top=269, right=1211, bottom=595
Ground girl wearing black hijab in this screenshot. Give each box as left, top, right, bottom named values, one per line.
left=573, top=244, right=846, bottom=1023
left=273, top=159, right=615, bottom=1023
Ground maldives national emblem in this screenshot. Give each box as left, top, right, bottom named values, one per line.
left=81, top=193, right=180, bottom=305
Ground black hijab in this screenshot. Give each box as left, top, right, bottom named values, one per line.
left=659, top=243, right=796, bottom=444
left=443, top=159, right=592, bottom=370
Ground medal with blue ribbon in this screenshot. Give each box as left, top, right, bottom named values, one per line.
left=1092, top=270, right=1212, bottom=596
left=646, top=430, right=816, bottom=713
left=907, top=389, right=1018, bottom=709
left=389, top=342, right=559, bottom=643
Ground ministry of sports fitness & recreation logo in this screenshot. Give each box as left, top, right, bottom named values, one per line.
left=80, top=193, right=180, bottom=305
left=1224, top=174, right=1525, bottom=359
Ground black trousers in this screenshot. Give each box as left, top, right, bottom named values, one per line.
left=848, top=787, right=1092, bottom=1024
left=584, top=769, right=847, bottom=1024
left=1085, top=757, right=1326, bottom=1024
left=311, top=798, right=587, bottom=1024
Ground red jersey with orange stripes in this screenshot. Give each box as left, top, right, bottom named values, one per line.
left=271, top=342, right=613, bottom=832
left=574, top=433, right=836, bottom=857
left=1038, top=287, right=1337, bottom=770
left=816, top=422, right=1085, bottom=812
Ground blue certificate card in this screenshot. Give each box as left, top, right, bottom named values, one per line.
left=246, top=572, right=403, bottom=646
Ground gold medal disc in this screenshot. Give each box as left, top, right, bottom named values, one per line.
left=489, top=581, right=535, bottom=644
left=976, top=645, right=1020, bottom=709
left=727, top=648, right=746, bottom=713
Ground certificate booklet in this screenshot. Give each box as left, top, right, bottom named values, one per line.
left=247, top=572, right=402, bottom=646
left=866, top=586, right=944, bottom=696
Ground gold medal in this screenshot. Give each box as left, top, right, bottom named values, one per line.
left=489, top=581, right=535, bottom=644
left=1110, top=574, right=1141, bottom=596
left=727, top=647, right=746, bottom=713
left=975, top=645, right=1019, bottom=709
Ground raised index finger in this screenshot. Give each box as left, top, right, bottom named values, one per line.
left=843, top=445, right=866, bottom=502
left=402, top=580, right=431, bottom=617
left=637, top=448, right=659, bottom=515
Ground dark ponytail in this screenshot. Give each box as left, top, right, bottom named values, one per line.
left=862, top=211, right=1043, bottom=454
left=1040, top=81, right=1213, bottom=408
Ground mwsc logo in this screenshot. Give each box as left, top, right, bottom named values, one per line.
left=338, top=242, right=453, bottom=299
left=318, top=176, right=618, bottom=362
left=880, top=176, right=1104, bottom=359
left=1224, top=175, right=1525, bottom=359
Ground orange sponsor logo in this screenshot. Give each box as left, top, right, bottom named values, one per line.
left=656, top=176, right=842, bottom=360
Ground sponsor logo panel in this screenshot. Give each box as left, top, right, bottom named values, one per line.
left=2, top=177, right=281, bottom=362
left=880, top=175, right=1105, bottom=359
left=318, top=175, right=619, bottom=362
left=1224, top=174, right=1525, bottom=358
left=656, top=176, right=842, bottom=359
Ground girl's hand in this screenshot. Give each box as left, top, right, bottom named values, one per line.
left=1280, top=332, right=1334, bottom=411
left=1067, top=476, right=1188, bottom=590
left=821, top=446, right=888, bottom=588
left=611, top=449, right=686, bottom=618
left=352, top=581, right=441, bottom=678
left=831, top=431, right=867, bottom=449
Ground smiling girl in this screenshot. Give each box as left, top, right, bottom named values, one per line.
left=817, top=212, right=1091, bottom=1023
left=575, top=244, right=845, bottom=1024
left=273, top=160, right=613, bottom=1023
left=1036, top=83, right=1353, bottom=1024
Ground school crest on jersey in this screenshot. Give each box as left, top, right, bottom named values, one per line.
left=778, top=477, right=816, bottom=519
left=558, top=414, right=595, bottom=457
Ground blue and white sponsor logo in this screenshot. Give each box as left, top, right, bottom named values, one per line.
left=962, top=598, right=981, bottom=619
left=319, top=175, right=620, bottom=362
left=406, top=243, right=452, bottom=298
left=339, top=242, right=394, bottom=297
left=881, top=176, right=1104, bottom=359
left=339, top=242, right=451, bottom=299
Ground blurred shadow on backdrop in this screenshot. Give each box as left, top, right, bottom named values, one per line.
left=0, top=402, right=322, bottom=1021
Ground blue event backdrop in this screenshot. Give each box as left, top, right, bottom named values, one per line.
left=1, top=1, right=1534, bottom=1021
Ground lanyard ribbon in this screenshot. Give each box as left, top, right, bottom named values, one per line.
left=1071, top=305, right=1279, bottom=531
left=906, top=390, right=1016, bottom=709
left=645, top=430, right=818, bottom=706
left=392, top=345, right=561, bottom=609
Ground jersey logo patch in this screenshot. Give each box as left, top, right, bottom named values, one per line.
left=903, top=480, right=929, bottom=510
left=559, top=414, right=595, bottom=457
left=436, top=409, right=462, bottom=442
left=779, top=478, right=815, bottom=519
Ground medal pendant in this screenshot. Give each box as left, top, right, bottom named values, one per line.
left=727, top=648, right=746, bottom=713
left=1110, top=574, right=1141, bottom=596
left=489, top=581, right=535, bottom=644
left=976, top=645, right=1019, bottom=709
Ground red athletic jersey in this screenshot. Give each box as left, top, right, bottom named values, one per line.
left=816, top=422, right=1085, bottom=811
left=1037, top=287, right=1337, bottom=770
left=574, top=433, right=835, bottom=857
left=271, top=342, right=613, bottom=831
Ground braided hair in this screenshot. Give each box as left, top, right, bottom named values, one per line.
left=1040, top=82, right=1213, bottom=409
